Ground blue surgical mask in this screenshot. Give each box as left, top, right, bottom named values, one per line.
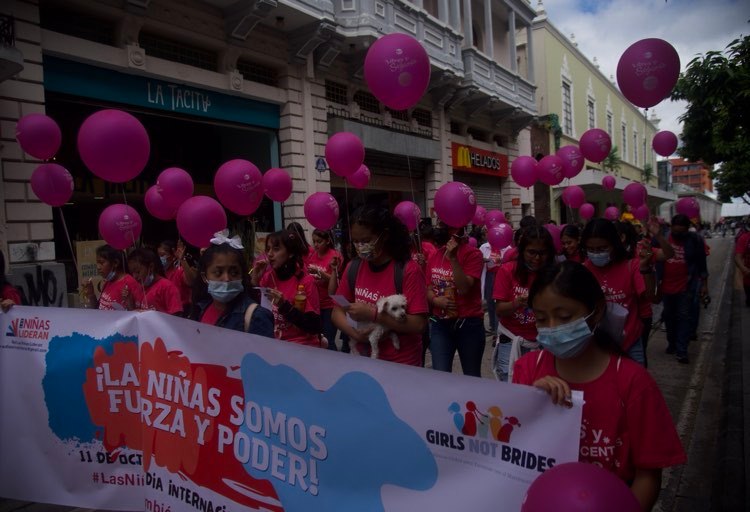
left=537, top=313, right=595, bottom=359
left=160, top=256, right=169, bottom=268
left=207, top=280, right=243, bottom=303
left=587, top=251, right=611, bottom=267
left=104, top=270, right=116, bottom=282
left=143, top=274, right=155, bottom=287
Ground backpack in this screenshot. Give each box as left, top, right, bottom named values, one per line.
left=347, top=258, right=405, bottom=297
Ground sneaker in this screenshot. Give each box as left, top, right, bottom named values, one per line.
left=665, top=346, right=676, bottom=355
left=677, top=356, right=689, bottom=364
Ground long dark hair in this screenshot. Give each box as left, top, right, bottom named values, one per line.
left=0, top=250, right=8, bottom=289
left=514, top=226, right=555, bottom=286
left=614, top=221, right=638, bottom=259
left=189, top=243, right=251, bottom=318
left=560, top=224, right=583, bottom=260
left=126, top=248, right=165, bottom=277
left=312, top=229, right=334, bottom=251
left=266, top=229, right=307, bottom=276
left=581, top=218, right=629, bottom=264
left=529, top=261, right=622, bottom=354
left=286, top=222, right=310, bottom=250
left=96, top=244, right=126, bottom=273
left=350, top=205, right=412, bottom=263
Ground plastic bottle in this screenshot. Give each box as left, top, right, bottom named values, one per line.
left=294, top=284, right=307, bottom=311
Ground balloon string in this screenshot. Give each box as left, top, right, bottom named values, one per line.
left=405, top=154, right=422, bottom=254
left=57, top=207, right=78, bottom=269
left=121, top=184, right=147, bottom=307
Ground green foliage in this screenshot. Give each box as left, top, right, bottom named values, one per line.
left=641, top=163, right=654, bottom=184
left=602, top=146, right=622, bottom=175
left=671, top=35, right=750, bottom=200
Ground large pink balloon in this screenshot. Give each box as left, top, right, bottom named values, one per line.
left=652, top=130, right=678, bottom=157
left=617, top=38, right=680, bottom=109
left=511, top=156, right=539, bottom=188
left=562, top=185, right=586, bottom=209
left=487, top=224, right=513, bottom=250
left=602, top=175, right=617, bottom=190
left=304, top=192, right=340, bottom=230
left=214, top=159, right=263, bottom=215
left=580, top=128, right=612, bottom=163
left=30, top=163, right=73, bottom=207
left=98, top=204, right=142, bottom=250
left=16, top=114, right=62, bottom=160
left=434, top=182, right=477, bottom=228
left=262, top=167, right=293, bottom=202
left=346, top=164, right=371, bottom=189
left=623, top=182, right=647, bottom=208
left=325, top=132, right=365, bottom=177
left=394, top=201, right=421, bottom=231
left=157, top=167, right=193, bottom=210
left=676, top=197, right=700, bottom=218
left=77, top=109, right=150, bottom=183
left=364, top=33, right=431, bottom=111
left=579, top=203, right=595, bottom=220
left=145, top=186, right=177, bottom=221
left=556, top=145, right=585, bottom=178
left=545, top=224, right=562, bottom=252
left=177, top=196, right=227, bottom=248
left=472, top=205, right=487, bottom=227
left=522, top=461, right=640, bottom=512
left=635, top=204, right=650, bottom=222
left=485, top=210, right=507, bottom=227
left=538, top=155, right=565, bottom=186
left=605, top=206, right=620, bottom=221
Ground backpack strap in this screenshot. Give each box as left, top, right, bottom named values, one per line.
left=348, top=257, right=404, bottom=296
left=243, top=303, right=258, bottom=333
left=347, top=258, right=362, bottom=297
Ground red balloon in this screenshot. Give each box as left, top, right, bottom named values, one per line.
left=98, top=204, right=142, bottom=250
left=605, top=206, right=620, bottom=220
left=16, top=114, right=62, bottom=160
left=177, top=196, right=227, bottom=248
left=617, top=38, right=680, bottom=109
left=394, top=201, right=420, bottom=231
left=304, top=192, right=339, bottom=230
left=602, top=175, right=617, bottom=191
left=157, top=167, right=194, bottom=210
left=325, top=132, right=364, bottom=177
left=562, top=185, right=586, bottom=209
left=262, top=168, right=293, bottom=202
left=538, top=155, right=565, bottom=186
left=556, top=145, right=585, bottom=178
left=214, top=159, right=263, bottom=215
left=579, top=203, right=595, bottom=220
left=145, top=186, right=177, bottom=221
left=652, top=131, right=678, bottom=157
left=30, top=163, right=73, bottom=207
left=623, top=182, right=647, bottom=208
left=434, top=182, right=477, bottom=228
left=580, top=129, right=612, bottom=163
left=511, top=156, right=539, bottom=188
left=346, top=164, right=371, bottom=189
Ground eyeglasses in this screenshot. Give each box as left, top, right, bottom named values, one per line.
left=525, top=249, right=548, bottom=258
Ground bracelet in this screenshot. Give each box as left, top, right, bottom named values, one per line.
left=371, top=306, right=378, bottom=322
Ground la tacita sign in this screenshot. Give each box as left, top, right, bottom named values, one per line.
left=451, top=143, right=509, bottom=177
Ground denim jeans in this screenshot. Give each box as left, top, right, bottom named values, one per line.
left=687, top=278, right=701, bottom=339
left=321, top=308, right=338, bottom=351
left=626, top=337, right=645, bottom=366
left=492, top=337, right=534, bottom=382
left=484, top=272, right=498, bottom=333
left=429, top=317, right=485, bottom=377
left=662, top=291, right=691, bottom=359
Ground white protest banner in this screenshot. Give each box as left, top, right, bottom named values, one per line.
left=0, top=307, right=583, bottom=511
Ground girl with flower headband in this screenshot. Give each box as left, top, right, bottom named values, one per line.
left=189, top=230, right=274, bottom=337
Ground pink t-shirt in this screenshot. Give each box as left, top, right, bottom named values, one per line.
left=138, top=277, right=183, bottom=315
left=305, top=248, right=342, bottom=310
left=336, top=259, right=428, bottom=366
left=736, top=232, right=750, bottom=285
left=260, top=271, right=320, bottom=346
left=200, top=303, right=222, bottom=325
left=1, top=283, right=21, bottom=305
left=492, top=261, right=538, bottom=340
left=661, top=237, right=689, bottom=294
left=166, top=265, right=191, bottom=307
left=98, top=274, right=143, bottom=311
left=514, top=351, right=686, bottom=481
left=425, top=243, right=484, bottom=318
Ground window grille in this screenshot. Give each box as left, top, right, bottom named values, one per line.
left=467, top=127, right=488, bottom=142
left=412, top=109, right=432, bottom=128
left=587, top=99, right=595, bottom=129
left=606, top=112, right=613, bottom=136
left=354, top=90, right=380, bottom=113
left=621, top=122, right=628, bottom=161
left=562, top=82, right=573, bottom=135
left=386, top=107, right=409, bottom=121
left=236, top=59, right=278, bottom=87
left=450, top=122, right=462, bottom=135
left=139, top=32, right=217, bottom=71
left=325, top=80, right=348, bottom=105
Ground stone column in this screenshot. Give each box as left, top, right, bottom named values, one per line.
left=484, top=0, right=493, bottom=58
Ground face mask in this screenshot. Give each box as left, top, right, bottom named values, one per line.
left=104, top=270, right=116, bottom=282
left=537, top=313, right=595, bottom=359
left=587, top=251, right=611, bottom=267
left=160, top=256, right=169, bottom=268
left=354, top=236, right=380, bottom=261
left=143, top=273, right=155, bottom=287
left=207, top=280, right=243, bottom=303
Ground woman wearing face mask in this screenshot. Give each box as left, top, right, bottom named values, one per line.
left=251, top=229, right=322, bottom=346
left=82, top=244, right=143, bottom=311
left=492, top=226, right=556, bottom=382
left=513, top=261, right=685, bottom=511
left=190, top=235, right=274, bottom=337
left=127, top=248, right=183, bottom=315
left=581, top=219, right=654, bottom=365
left=332, top=205, right=428, bottom=365
left=158, top=239, right=195, bottom=315
left=425, top=221, right=486, bottom=376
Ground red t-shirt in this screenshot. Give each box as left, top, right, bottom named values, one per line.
left=200, top=303, right=223, bottom=325
left=166, top=265, right=192, bottom=307
left=501, top=246, right=518, bottom=264
left=305, top=248, right=342, bottom=310
left=735, top=232, right=750, bottom=285
left=513, top=351, right=686, bottom=481
left=584, top=258, right=645, bottom=351
left=1, top=283, right=21, bottom=305
left=660, top=236, right=689, bottom=294
left=336, top=259, right=428, bottom=366
left=260, top=271, right=320, bottom=346
left=492, top=261, right=538, bottom=340
left=565, top=252, right=583, bottom=263
left=137, top=277, right=183, bottom=314
left=99, top=274, right=143, bottom=311
left=425, top=243, right=484, bottom=318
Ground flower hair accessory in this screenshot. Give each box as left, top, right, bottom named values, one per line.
left=210, top=229, right=244, bottom=249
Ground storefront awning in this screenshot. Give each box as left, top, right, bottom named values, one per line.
left=553, top=169, right=677, bottom=206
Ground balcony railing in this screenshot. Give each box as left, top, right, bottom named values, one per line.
left=326, top=105, right=435, bottom=139
left=462, top=48, right=536, bottom=115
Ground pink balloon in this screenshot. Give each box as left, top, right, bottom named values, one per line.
left=30, top=163, right=73, bottom=207
left=346, top=164, right=371, bottom=189
left=157, top=167, right=194, bottom=210
left=635, top=204, right=650, bottom=222
left=177, top=196, right=227, bottom=248
left=304, top=192, right=340, bottom=230
left=77, top=109, right=150, bottom=183
left=676, top=197, right=700, bottom=218
left=538, top=155, right=565, bottom=186
left=556, top=145, right=585, bottom=178
left=262, top=168, right=293, bottom=202
left=98, top=204, right=142, bottom=250
left=472, top=205, right=487, bottom=227
left=364, top=33, right=431, bottom=111
left=522, top=462, right=640, bottom=512
left=145, top=186, right=177, bottom=221
left=580, top=128, right=612, bottom=163
left=16, top=114, right=62, bottom=160
left=394, top=201, right=421, bottom=231
left=545, top=224, right=562, bottom=252
left=605, top=206, right=620, bottom=221
left=485, top=209, right=507, bottom=227
left=487, top=224, right=513, bottom=250
left=214, top=159, right=263, bottom=215
left=623, top=182, right=647, bottom=208
left=468, top=237, right=478, bottom=248
left=652, top=130, right=678, bottom=157
left=325, top=132, right=365, bottom=177
left=434, top=182, right=477, bottom=228
left=579, top=203, right=595, bottom=220
left=511, top=156, right=539, bottom=188
left=617, top=38, right=680, bottom=109
left=562, top=185, right=586, bottom=209
left=602, top=175, right=617, bottom=190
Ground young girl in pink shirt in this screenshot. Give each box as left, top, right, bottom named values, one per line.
left=82, top=244, right=143, bottom=311
left=306, top=229, right=343, bottom=350
left=127, top=248, right=183, bottom=316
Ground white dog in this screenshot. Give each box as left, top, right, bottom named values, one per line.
left=366, top=294, right=408, bottom=359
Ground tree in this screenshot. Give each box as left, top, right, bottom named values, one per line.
left=602, top=146, right=622, bottom=175
left=641, top=163, right=654, bottom=184
left=671, top=35, right=750, bottom=204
